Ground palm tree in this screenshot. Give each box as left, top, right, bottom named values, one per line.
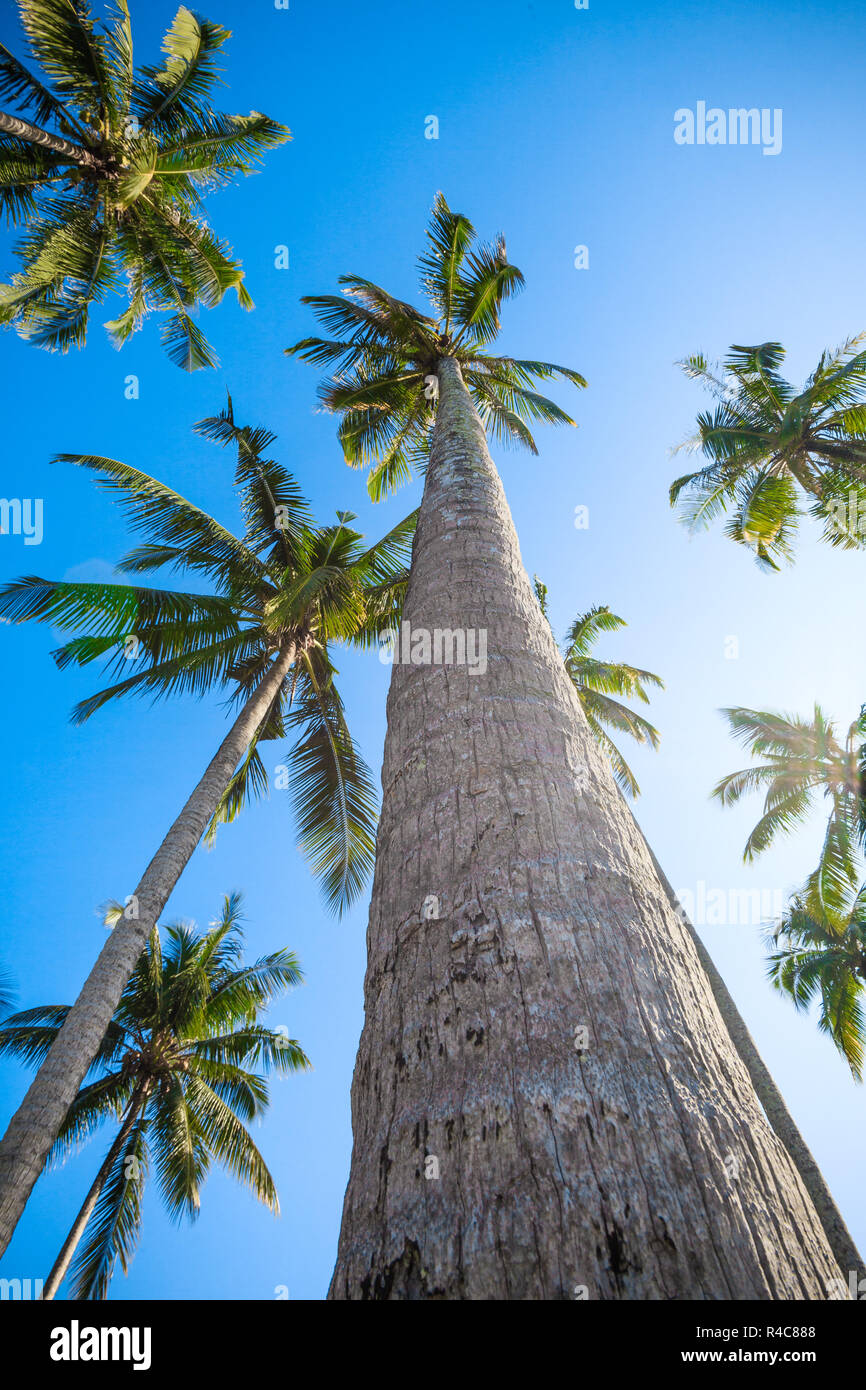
left=671, top=339, right=866, bottom=567
left=765, top=884, right=866, bottom=1080
left=291, top=195, right=849, bottom=1299
left=0, top=0, right=289, bottom=368
left=0, top=892, right=308, bottom=1298
left=287, top=190, right=586, bottom=500
left=713, top=705, right=866, bottom=915
left=534, top=580, right=663, bottom=798
left=0, top=398, right=413, bottom=1257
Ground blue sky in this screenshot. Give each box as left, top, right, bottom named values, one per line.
left=1, top=0, right=865, bottom=1299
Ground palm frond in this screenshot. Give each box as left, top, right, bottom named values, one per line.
left=282, top=656, right=377, bottom=914
left=68, top=1109, right=150, bottom=1300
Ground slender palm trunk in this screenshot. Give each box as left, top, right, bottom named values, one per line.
left=0, top=643, right=296, bottom=1257
left=329, top=358, right=847, bottom=1300
left=42, top=1080, right=150, bottom=1301
left=0, top=111, right=97, bottom=168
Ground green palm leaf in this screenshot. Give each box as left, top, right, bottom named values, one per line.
left=68, top=1110, right=150, bottom=1300
left=287, top=192, right=584, bottom=495
left=283, top=656, right=378, bottom=914
left=540, top=593, right=663, bottom=799
left=0, top=0, right=289, bottom=366
left=766, top=887, right=866, bottom=1079
left=714, top=706, right=864, bottom=929
left=674, top=338, right=866, bottom=561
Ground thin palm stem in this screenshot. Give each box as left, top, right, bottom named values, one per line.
left=0, top=642, right=296, bottom=1257
left=0, top=109, right=95, bottom=166
left=43, top=1079, right=150, bottom=1301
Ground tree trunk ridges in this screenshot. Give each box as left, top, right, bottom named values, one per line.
left=0, top=644, right=296, bottom=1257
left=638, top=827, right=863, bottom=1284
left=329, top=358, right=845, bottom=1300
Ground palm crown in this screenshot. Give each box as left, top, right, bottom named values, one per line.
left=713, top=705, right=866, bottom=915
left=671, top=339, right=866, bottom=568
left=765, top=883, right=866, bottom=1080
left=534, top=580, right=663, bottom=798
left=0, top=397, right=415, bottom=911
left=0, top=0, right=289, bottom=368
left=0, top=892, right=308, bottom=1296
left=287, top=191, right=586, bottom=500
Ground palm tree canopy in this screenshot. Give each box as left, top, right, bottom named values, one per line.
left=0, top=396, right=415, bottom=912
left=0, top=892, right=308, bottom=1296
left=286, top=191, right=586, bottom=499
left=671, top=338, right=866, bottom=568
left=0, top=0, right=289, bottom=368
left=533, top=582, right=664, bottom=798
left=713, top=704, right=866, bottom=916
left=765, top=882, right=866, bottom=1080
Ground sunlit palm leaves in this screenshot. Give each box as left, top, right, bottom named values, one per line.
left=0, top=399, right=414, bottom=912
left=287, top=191, right=586, bottom=499
left=534, top=580, right=663, bottom=798
left=718, top=704, right=866, bottom=1074
left=713, top=704, right=866, bottom=916
left=671, top=339, right=866, bottom=567
left=765, top=883, right=866, bottom=1079
left=0, top=892, right=308, bottom=1296
left=0, top=0, right=289, bottom=367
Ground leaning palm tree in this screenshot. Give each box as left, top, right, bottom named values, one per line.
left=765, top=884, right=866, bottom=1081
left=0, top=892, right=308, bottom=1298
left=713, top=705, right=866, bottom=915
left=534, top=580, right=663, bottom=797
left=0, top=399, right=413, bottom=1256
left=0, top=0, right=289, bottom=368
left=671, top=339, right=866, bottom=567
left=291, top=194, right=851, bottom=1299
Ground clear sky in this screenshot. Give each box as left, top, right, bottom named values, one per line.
left=1, top=0, right=864, bottom=1300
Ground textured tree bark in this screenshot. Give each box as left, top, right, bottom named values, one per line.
left=0, top=111, right=98, bottom=168
left=0, top=644, right=296, bottom=1258
left=329, top=358, right=849, bottom=1300
left=42, top=1080, right=150, bottom=1301
left=637, top=829, right=862, bottom=1285
left=636, top=817, right=861, bottom=1284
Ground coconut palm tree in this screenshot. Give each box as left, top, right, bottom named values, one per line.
left=0, top=0, right=289, bottom=368
left=765, top=883, right=866, bottom=1080
left=671, top=339, right=866, bottom=567
left=287, top=190, right=586, bottom=500
left=0, top=398, right=413, bottom=1257
left=713, top=705, right=866, bottom=915
left=0, top=892, right=308, bottom=1298
left=290, top=194, right=851, bottom=1299
left=534, top=580, right=663, bottom=798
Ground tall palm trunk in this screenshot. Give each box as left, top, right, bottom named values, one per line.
left=42, top=1079, right=151, bottom=1301
left=0, top=111, right=97, bottom=168
left=637, top=828, right=862, bottom=1283
left=329, top=358, right=846, bottom=1300
left=0, top=644, right=296, bottom=1257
